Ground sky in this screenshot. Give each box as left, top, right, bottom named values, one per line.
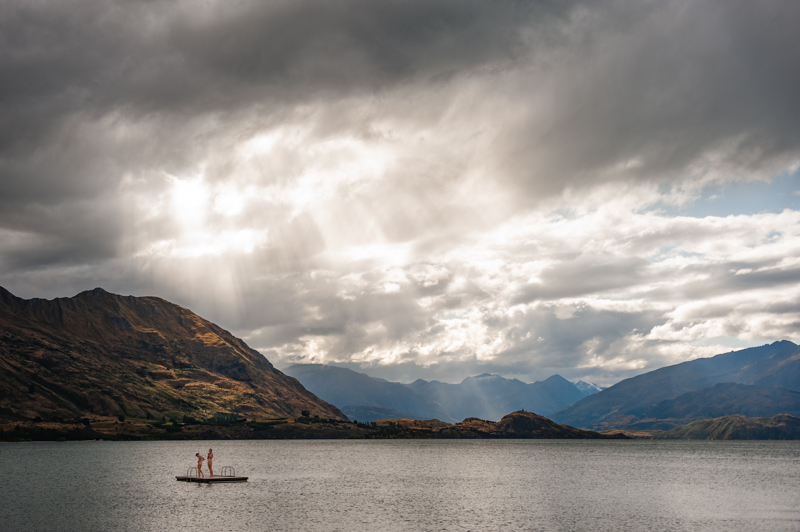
left=1, top=0, right=800, bottom=386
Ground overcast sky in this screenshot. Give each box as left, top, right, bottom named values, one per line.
left=2, top=0, right=800, bottom=385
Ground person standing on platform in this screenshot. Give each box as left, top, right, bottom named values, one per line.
left=207, top=449, right=214, bottom=477
left=195, top=453, right=205, bottom=478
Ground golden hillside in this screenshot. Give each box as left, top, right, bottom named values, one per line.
left=0, top=287, right=344, bottom=422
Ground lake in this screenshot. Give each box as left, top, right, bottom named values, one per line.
left=1, top=439, right=799, bottom=531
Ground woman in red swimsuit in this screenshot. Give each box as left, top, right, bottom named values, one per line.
left=195, top=453, right=205, bottom=478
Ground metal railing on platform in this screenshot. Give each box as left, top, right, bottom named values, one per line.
left=184, top=465, right=238, bottom=477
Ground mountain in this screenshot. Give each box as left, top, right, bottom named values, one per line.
left=407, top=373, right=585, bottom=421
left=656, top=414, right=800, bottom=440
left=287, top=364, right=588, bottom=422
left=502, top=374, right=588, bottom=416
left=573, top=380, right=605, bottom=396
left=285, top=364, right=455, bottom=422
left=552, top=341, right=800, bottom=429
left=484, top=410, right=626, bottom=439
left=0, top=287, right=344, bottom=422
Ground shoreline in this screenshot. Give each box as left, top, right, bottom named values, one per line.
left=1, top=411, right=627, bottom=442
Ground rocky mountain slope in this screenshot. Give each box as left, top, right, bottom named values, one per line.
left=552, top=341, right=800, bottom=429
left=0, top=287, right=344, bottom=421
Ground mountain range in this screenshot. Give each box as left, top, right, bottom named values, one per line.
left=2, top=285, right=798, bottom=438
left=285, top=365, right=600, bottom=422
left=288, top=341, right=800, bottom=431
left=0, top=286, right=344, bottom=422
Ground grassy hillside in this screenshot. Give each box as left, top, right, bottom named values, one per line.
left=644, top=383, right=800, bottom=421
left=655, top=414, right=800, bottom=440
left=0, top=287, right=344, bottom=422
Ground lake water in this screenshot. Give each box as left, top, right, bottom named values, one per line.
left=1, top=439, right=799, bottom=531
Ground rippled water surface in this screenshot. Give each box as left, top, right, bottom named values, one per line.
left=2, top=439, right=799, bottom=531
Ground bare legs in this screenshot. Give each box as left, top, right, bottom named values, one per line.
left=208, top=461, right=213, bottom=478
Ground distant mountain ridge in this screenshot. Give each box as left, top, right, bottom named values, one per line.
left=574, top=381, right=605, bottom=395
left=406, top=373, right=586, bottom=421
left=285, top=364, right=454, bottom=422
left=552, top=341, right=800, bottom=430
left=0, top=286, right=344, bottom=421
left=286, top=365, right=596, bottom=422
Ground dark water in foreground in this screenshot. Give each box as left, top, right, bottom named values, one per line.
left=1, top=439, right=799, bottom=531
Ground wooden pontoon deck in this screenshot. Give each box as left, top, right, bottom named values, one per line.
left=177, top=465, right=247, bottom=483
left=176, top=475, right=248, bottom=483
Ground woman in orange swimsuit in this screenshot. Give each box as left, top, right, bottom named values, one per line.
left=207, top=448, right=214, bottom=478
left=195, top=453, right=205, bottom=478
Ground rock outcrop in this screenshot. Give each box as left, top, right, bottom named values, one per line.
left=373, top=410, right=626, bottom=439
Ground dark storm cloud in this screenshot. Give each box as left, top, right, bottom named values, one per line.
left=496, top=0, right=800, bottom=200
left=169, top=0, right=563, bottom=92
left=3, top=0, right=799, bottom=256
left=2, top=0, right=800, bottom=384
left=0, top=0, right=576, bottom=268
left=0, top=0, right=569, bottom=141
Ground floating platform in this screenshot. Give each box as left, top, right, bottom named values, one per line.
left=177, top=465, right=247, bottom=483
left=176, top=475, right=248, bottom=483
